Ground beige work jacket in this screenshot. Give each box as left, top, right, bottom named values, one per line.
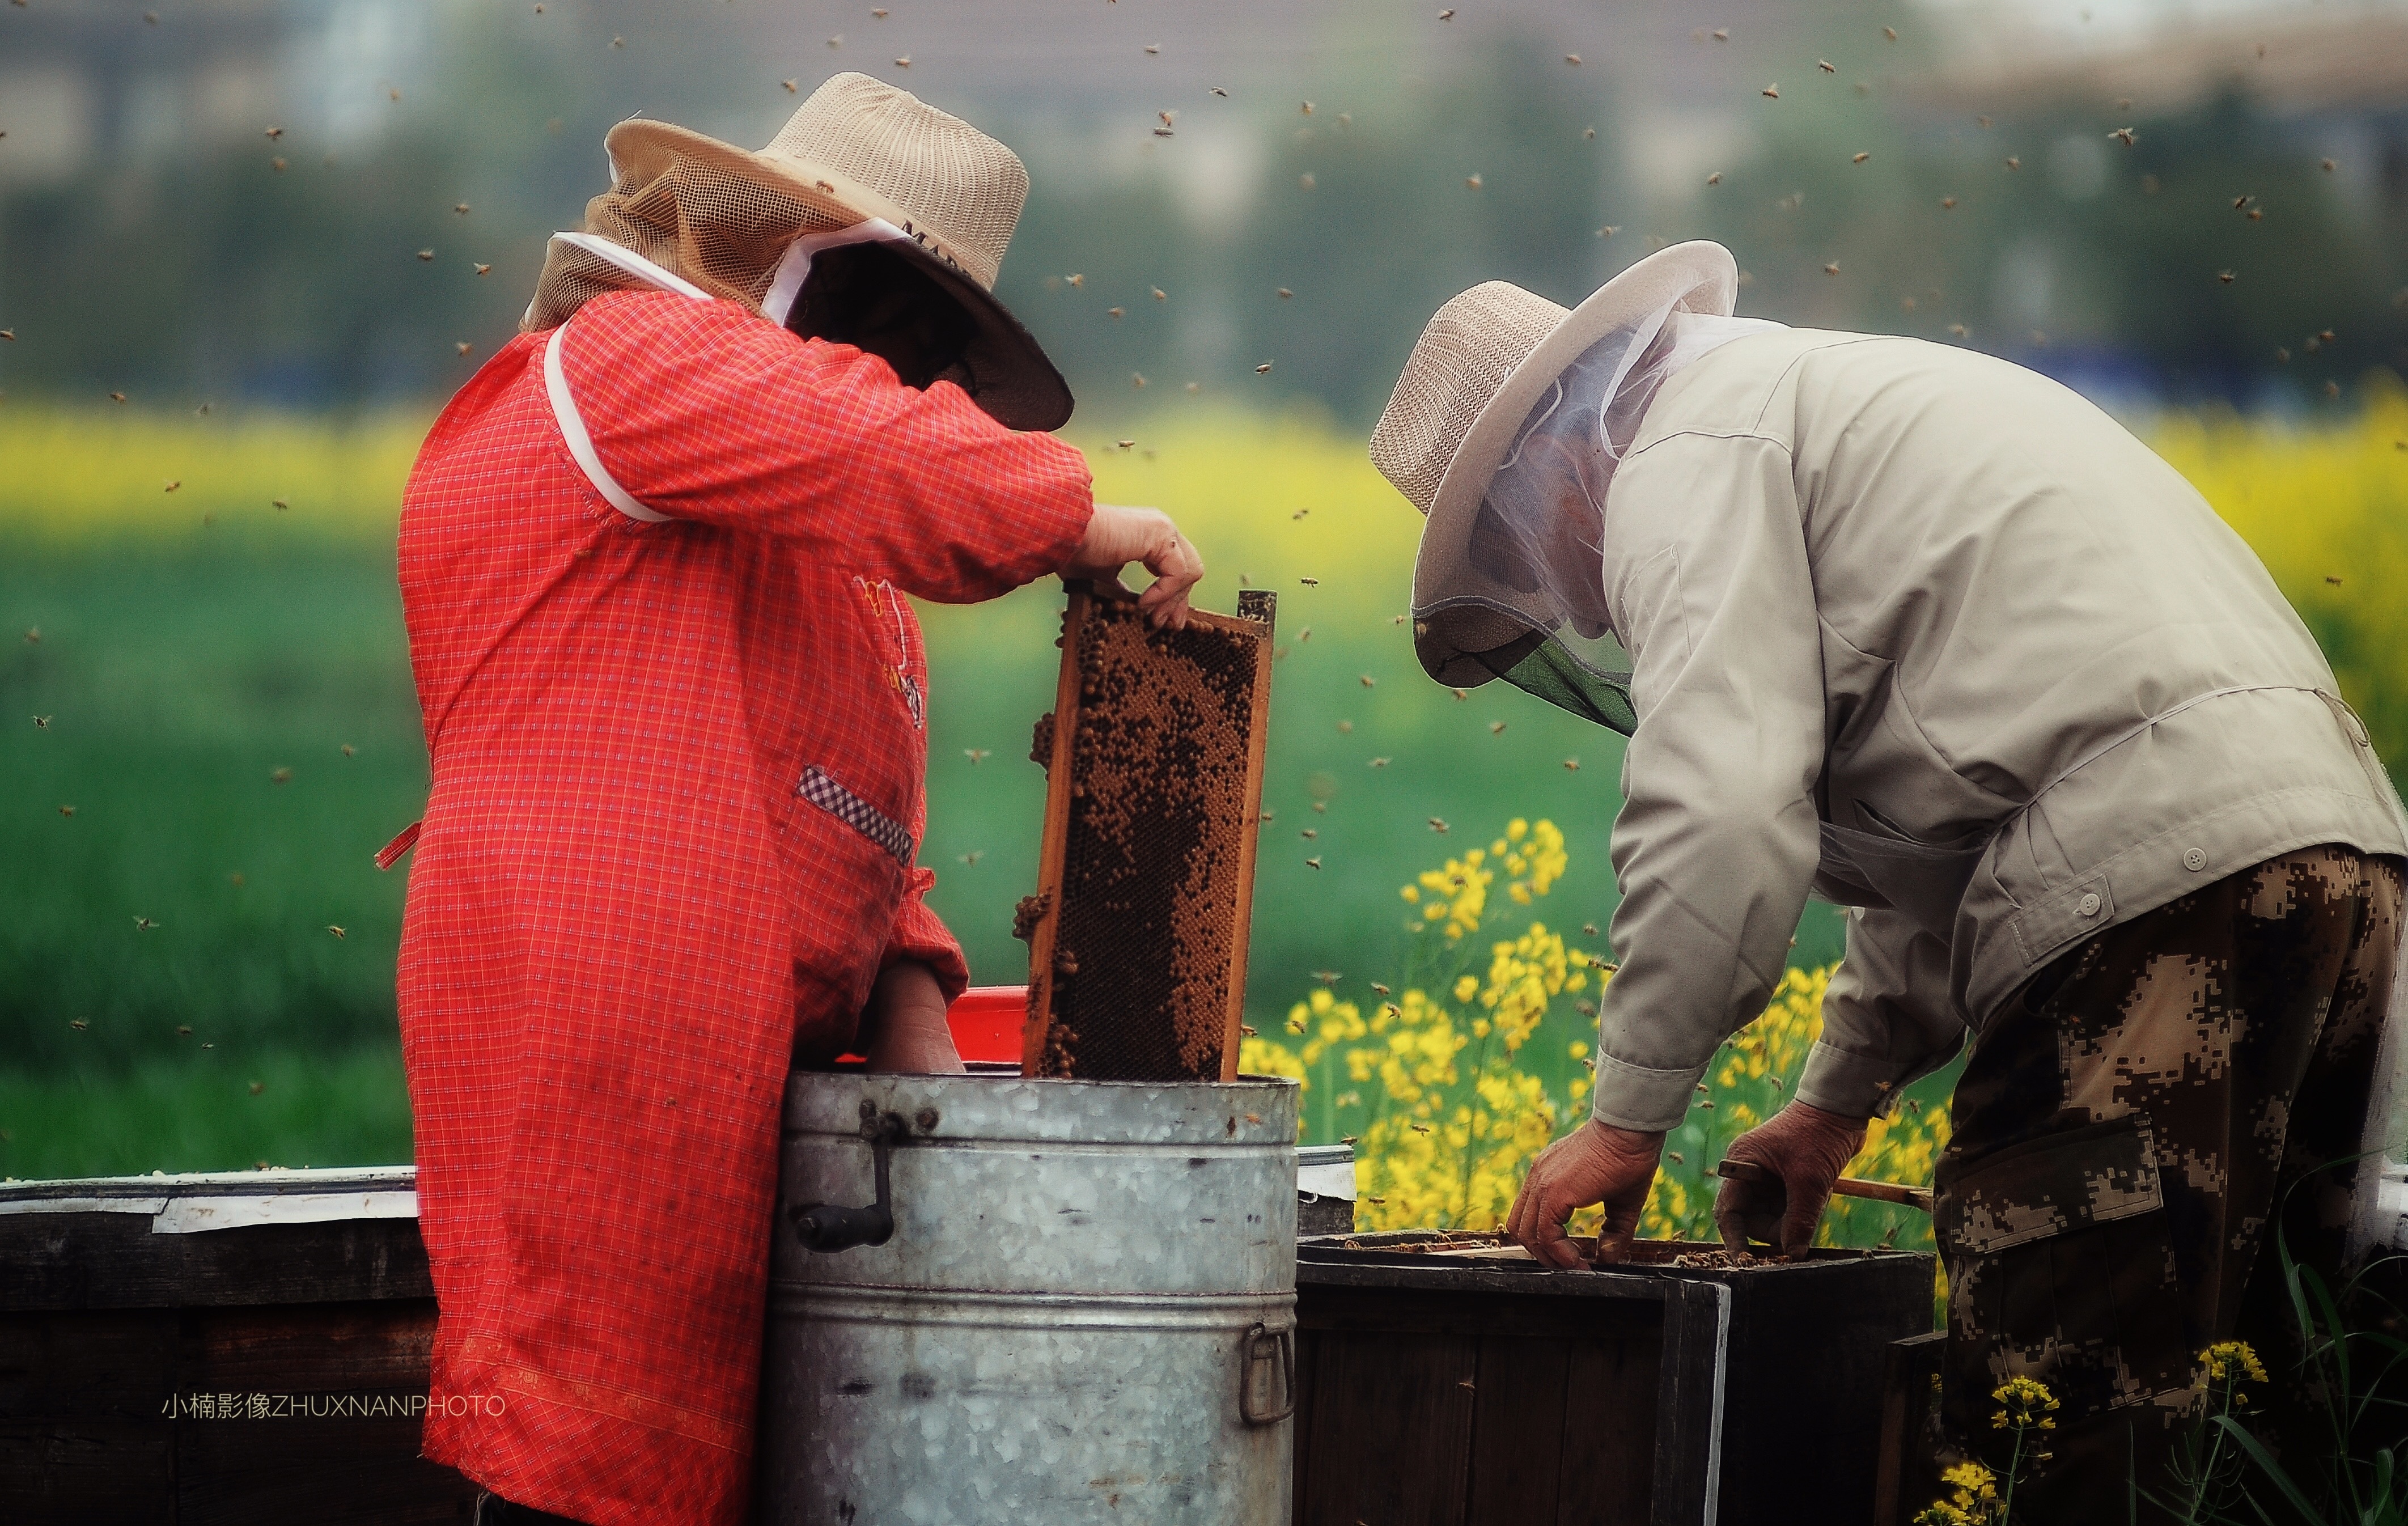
left=1589, top=327, right=2406, bottom=1132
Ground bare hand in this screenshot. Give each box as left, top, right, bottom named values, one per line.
left=1712, top=1101, right=1867, bottom=1259
left=1059, top=503, right=1203, bottom=629
left=859, top=961, right=966, bottom=1075
left=1506, top=1118, right=1665, bottom=1268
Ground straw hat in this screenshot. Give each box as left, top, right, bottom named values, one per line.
left=529, top=73, right=1071, bottom=431
left=1368, top=243, right=1738, bottom=688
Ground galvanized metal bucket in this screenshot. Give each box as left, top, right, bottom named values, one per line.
left=754, top=1067, right=1300, bottom=1525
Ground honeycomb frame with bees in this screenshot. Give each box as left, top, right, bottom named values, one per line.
left=1019, top=583, right=1277, bottom=1082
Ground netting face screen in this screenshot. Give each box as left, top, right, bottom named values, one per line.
left=1024, top=590, right=1274, bottom=1082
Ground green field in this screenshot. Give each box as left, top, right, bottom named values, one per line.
left=6, top=391, right=2402, bottom=1179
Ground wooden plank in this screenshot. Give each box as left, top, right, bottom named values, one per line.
left=1019, top=585, right=1089, bottom=1073
left=1651, top=1280, right=1727, bottom=1526
left=1215, top=590, right=1277, bottom=1082
left=1875, top=1331, right=1948, bottom=1526
left=0, top=1310, right=176, bottom=1419
left=1298, top=1283, right=1663, bottom=1342
left=1297, top=1328, right=1478, bottom=1526
left=0, top=1420, right=175, bottom=1524
left=184, top=1299, right=438, bottom=1394
left=1710, top=1253, right=1934, bottom=1524
left=1556, top=1337, right=1659, bottom=1526
left=180, top=1417, right=478, bottom=1525
left=1464, top=1336, right=1572, bottom=1525
left=0, top=1213, right=434, bottom=1311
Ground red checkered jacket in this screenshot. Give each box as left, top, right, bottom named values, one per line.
left=393, top=287, right=1091, bottom=1525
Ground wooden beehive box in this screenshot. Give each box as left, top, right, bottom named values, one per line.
left=1019, top=584, right=1276, bottom=1082
left=1289, top=1232, right=1937, bottom=1526
left=0, top=1168, right=476, bottom=1525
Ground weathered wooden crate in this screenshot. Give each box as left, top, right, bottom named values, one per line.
left=0, top=1168, right=475, bottom=1525
left=1291, top=1233, right=1937, bottom=1526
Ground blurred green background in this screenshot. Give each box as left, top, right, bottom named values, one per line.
left=3, top=0, right=2405, bottom=1177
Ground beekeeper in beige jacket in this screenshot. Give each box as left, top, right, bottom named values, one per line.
left=1370, top=241, right=2407, bottom=1516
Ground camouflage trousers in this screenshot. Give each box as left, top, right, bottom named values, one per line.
left=1934, top=845, right=2403, bottom=1523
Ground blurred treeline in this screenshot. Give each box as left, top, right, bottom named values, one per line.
left=2, top=0, right=2402, bottom=424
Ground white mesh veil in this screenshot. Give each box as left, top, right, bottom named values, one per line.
left=1431, top=307, right=1782, bottom=732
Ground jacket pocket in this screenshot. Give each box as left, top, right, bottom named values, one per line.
left=798, top=765, right=916, bottom=870
left=1936, top=1114, right=2190, bottom=1417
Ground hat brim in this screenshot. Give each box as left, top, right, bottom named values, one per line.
left=605, top=118, right=1075, bottom=433
left=1409, top=241, right=1738, bottom=678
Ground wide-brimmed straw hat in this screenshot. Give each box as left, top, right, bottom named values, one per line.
left=1368, top=242, right=1738, bottom=698
left=527, top=73, right=1071, bottom=431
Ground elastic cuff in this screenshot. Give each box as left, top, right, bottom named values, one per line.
left=1793, top=1040, right=1911, bottom=1121
left=1588, top=1053, right=1711, bottom=1134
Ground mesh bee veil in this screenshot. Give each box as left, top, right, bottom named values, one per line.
left=1427, top=307, right=1783, bottom=734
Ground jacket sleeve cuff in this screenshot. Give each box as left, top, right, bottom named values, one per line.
left=1793, top=1040, right=1913, bottom=1120
left=882, top=875, right=970, bottom=1004
left=1588, top=1053, right=1710, bottom=1134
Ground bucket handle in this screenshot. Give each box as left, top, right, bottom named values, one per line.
left=790, top=1108, right=908, bottom=1253
left=1240, top=1322, right=1296, bottom=1425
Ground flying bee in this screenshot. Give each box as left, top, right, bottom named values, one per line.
left=1300, top=576, right=1320, bottom=587
left=2218, top=271, right=2235, bottom=284
left=1712, top=28, right=1728, bottom=40
left=1368, top=757, right=1390, bottom=769
left=133, top=916, right=157, bottom=931
left=475, top=263, right=493, bottom=276
left=71, top=1018, right=90, bottom=1030
left=1582, top=923, right=1599, bottom=936
left=1489, top=720, right=1507, bottom=735
left=1597, top=226, right=1620, bottom=238
left=1464, top=173, right=1481, bottom=189
left=327, top=926, right=346, bottom=939
left=1066, top=273, right=1083, bottom=287
left=57, top=805, right=73, bottom=817
left=1411, top=1123, right=1432, bottom=1135
left=273, top=499, right=289, bottom=510
left=1255, top=362, right=1273, bottom=375
left=341, top=744, right=357, bottom=757
left=109, top=392, right=126, bottom=403
left=2322, top=158, right=2337, bottom=172
left=251, top=1081, right=265, bottom=1095
left=1292, top=507, right=1309, bottom=519
left=1359, top=673, right=1374, bottom=687
left=1948, top=323, right=1969, bottom=337
left=1941, top=196, right=1958, bottom=209
left=1142, top=44, right=1157, bottom=55
left=1564, top=757, right=1581, bottom=772
left=417, top=249, right=435, bottom=261
left=964, top=748, right=991, bottom=764
left=1825, top=263, right=1841, bottom=275
left=1152, top=286, right=1166, bottom=300
left=1429, top=818, right=1448, bottom=833
left=2109, top=126, right=2136, bottom=146
left=1107, top=306, right=1124, bottom=319
left=164, top=480, right=180, bottom=492
left=1116, top=438, right=1135, bottom=451
left=1301, top=828, right=1317, bottom=839
left=177, top=1025, right=192, bottom=1036
left=1583, top=127, right=1596, bottom=140
left=2004, top=156, right=2021, bottom=170
left=1451, top=688, right=1468, bottom=701
left=1762, top=83, right=1779, bottom=98
left=1312, top=970, right=1341, bottom=984
left=1884, top=26, right=1897, bottom=39
left=612, top=35, right=624, bottom=47
left=782, top=79, right=798, bottom=92
left=456, top=343, right=473, bottom=356
left=1336, top=720, right=1353, bottom=734
left=1707, top=172, right=1722, bottom=185
left=22, top=628, right=35, bottom=642
left=958, top=850, right=983, bottom=865
left=1818, top=59, right=1835, bottom=72
left=453, top=203, right=470, bottom=215
left=32, top=715, right=51, bottom=728
left=1852, top=152, right=1869, bottom=164
left=1277, top=288, right=1293, bottom=299
left=1211, top=86, right=1228, bottom=96
left=1392, top=614, right=1406, bottom=625
left=271, top=766, right=292, bottom=783
left=1305, top=856, right=1322, bottom=868
left=1565, top=53, right=1581, bottom=65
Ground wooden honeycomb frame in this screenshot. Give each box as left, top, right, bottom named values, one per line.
left=1019, top=584, right=1277, bottom=1082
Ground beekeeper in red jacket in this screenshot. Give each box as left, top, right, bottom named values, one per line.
left=388, top=74, right=1200, bottom=1526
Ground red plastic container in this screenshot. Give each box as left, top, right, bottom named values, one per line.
left=834, top=984, right=1025, bottom=1066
